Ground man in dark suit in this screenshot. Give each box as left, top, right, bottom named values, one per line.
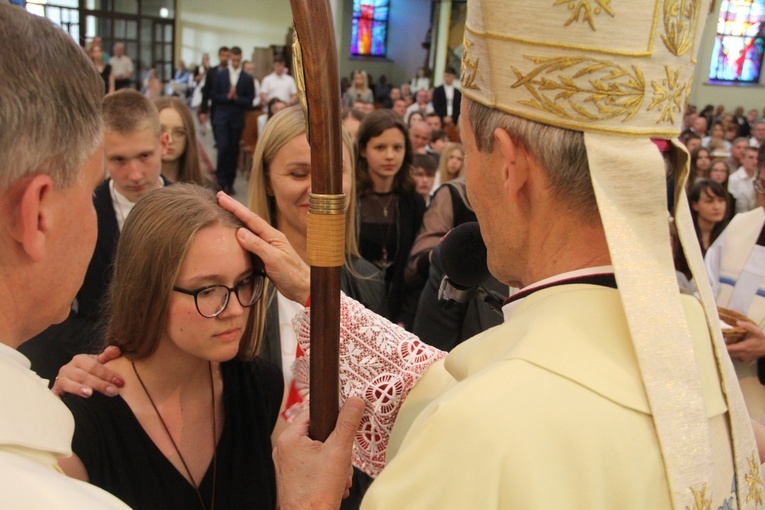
left=211, top=46, right=255, bottom=193
left=198, top=46, right=230, bottom=131
left=432, top=66, right=462, bottom=127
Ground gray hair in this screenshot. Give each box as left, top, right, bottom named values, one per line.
left=466, top=98, right=598, bottom=221
left=0, top=3, right=103, bottom=194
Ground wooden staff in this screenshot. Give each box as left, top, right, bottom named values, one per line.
left=288, top=0, right=344, bottom=441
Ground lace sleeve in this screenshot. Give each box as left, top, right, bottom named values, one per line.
left=285, top=293, right=447, bottom=478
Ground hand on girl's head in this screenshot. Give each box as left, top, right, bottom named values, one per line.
left=217, top=192, right=311, bottom=305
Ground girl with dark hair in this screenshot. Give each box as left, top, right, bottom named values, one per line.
left=689, top=179, right=729, bottom=254
left=356, top=109, right=426, bottom=328
left=705, top=159, right=736, bottom=222
left=690, top=146, right=712, bottom=182
left=675, top=179, right=730, bottom=283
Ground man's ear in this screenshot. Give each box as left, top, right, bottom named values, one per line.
left=11, top=174, right=55, bottom=262
left=493, top=127, right=528, bottom=194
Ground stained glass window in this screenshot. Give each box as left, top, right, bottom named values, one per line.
left=708, top=0, right=765, bottom=84
left=351, top=0, right=389, bottom=57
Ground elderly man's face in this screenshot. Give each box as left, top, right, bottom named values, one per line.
left=753, top=122, right=765, bottom=141
left=460, top=99, right=516, bottom=286
left=409, top=122, right=431, bottom=150
left=50, top=145, right=104, bottom=323
left=692, top=116, right=707, bottom=135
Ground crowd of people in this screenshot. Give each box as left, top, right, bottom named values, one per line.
left=5, top=1, right=765, bottom=509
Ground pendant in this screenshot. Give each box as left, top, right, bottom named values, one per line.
left=374, top=248, right=394, bottom=271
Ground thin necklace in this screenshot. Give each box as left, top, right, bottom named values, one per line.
left=366, top=192, right=397, bottom=269
left=132, top=360, right=217, bottom=510
left=370, top=192, right=396, bottom=218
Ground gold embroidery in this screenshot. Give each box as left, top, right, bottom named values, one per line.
left=746, top=451, right=763, bottom=506
left=646, top=66, right=686, bottom=124
left=661, top=0, right=701, bottom=56
left=510, top=56, right=644, bottom=122
left=553, top=0, right=615, bottom=31
left=684, top=483, right=711, bottom=510
left=461, top=34, right=480, bottom=91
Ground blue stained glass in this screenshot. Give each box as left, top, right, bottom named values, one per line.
left=709, top=0, right=765, bottom=83
left=351, top=0, right=389, bottom=56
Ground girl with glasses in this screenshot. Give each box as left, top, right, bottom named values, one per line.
left=154, top=97, right=209, bottom=187
left=59, top=184, right=281, bottom=510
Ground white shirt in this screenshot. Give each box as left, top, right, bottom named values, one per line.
left=277, top=291, right=304, bottom=385
left=228, top=63, right=242, bottom=89
left=729, top=167, right=757, bottom=214
left=404, top=101, right=434, bottom=123
left=443, top=84, right=455, bottom=117
left=0, top=343, right=130, bottom=509
left=110, top=54, right=134, bottom=79
left=261, top=72, right=297, bottom=104
left=109, top=178, right=164, bottom=231
left=251, top=78, right=261, bottom=108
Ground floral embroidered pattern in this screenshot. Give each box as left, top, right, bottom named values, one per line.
left=461, top=34, right=480, bottom=91
left=646, top=66, right=688, bottom=124
left=686, top=483, right=712, bottom=510
left=746, top=451, right=763, bottom=507
left=289, top=294, right=447, bottom=477
left=510, top=55, right=644, bottom=122
left=553, top=0, right=615, bottom=31
left=661, top=0, right=701, bottom=56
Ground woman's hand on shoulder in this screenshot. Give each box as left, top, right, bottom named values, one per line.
left=51, top=345, right=124, bottom=398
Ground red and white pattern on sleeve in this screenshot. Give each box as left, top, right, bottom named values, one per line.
left=284, top=293, right=446, bottom=478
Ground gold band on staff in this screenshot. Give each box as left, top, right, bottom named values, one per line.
left=307, top=193, right=346, bottom=267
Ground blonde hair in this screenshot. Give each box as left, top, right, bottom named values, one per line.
left=350, top=69, right=370, bottom=94
left=105, top=184, right=266, bottom=360
left=437, top=142, right=465, bottom=184
left=248, top=105, right=360, bottom=259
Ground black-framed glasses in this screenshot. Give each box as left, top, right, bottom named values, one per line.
left=173, top=272, right=265, bottom=318
left=754, top=178, right=765, bottom=195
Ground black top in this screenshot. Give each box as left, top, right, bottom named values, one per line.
left=98, top=64, right=112, bottom=94
left=359, top=190, right=426, bottom=328
left=63, top=358, right=283, bottom=510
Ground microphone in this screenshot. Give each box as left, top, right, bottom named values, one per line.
left=438, top=222, right=505, bottom=316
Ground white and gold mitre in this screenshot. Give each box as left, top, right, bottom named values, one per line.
left=461, top=0, right=703, bottom=136
left=462, top=1, right=761, bottom=509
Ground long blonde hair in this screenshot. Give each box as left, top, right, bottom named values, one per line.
left=248, top=105, right=360, bottom=259
left=437, top=142, right=465, bottom=184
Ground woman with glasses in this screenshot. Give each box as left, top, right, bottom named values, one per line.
left=154, top=97, right=209, bottom=187
left=59, top=184, right=282, bottom=510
